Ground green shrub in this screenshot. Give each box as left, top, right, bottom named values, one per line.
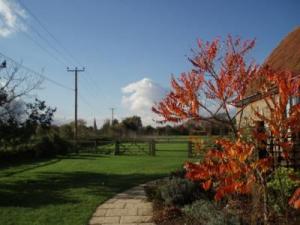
left=144, top=183, right=162, bottom=202
left=34, top=136, right=55, bottom=158
left=0, top=135, right=73, bottom=163
left=169, top=168, right=186, bottom=179
left=52, top=134, right=73, bottom=155
left=0, top=144, right=34, bottom=162
left=183, top=199, right=239, bottom=225
left=153, top=206, right=183, bottom=224
left=267, top=167, right=298, bottom=214
left=159, top=177, right=199, bottom=206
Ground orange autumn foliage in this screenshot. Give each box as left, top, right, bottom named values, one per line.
left=153, top=36, right=258, bottom=133
left=153, top=35, right=300, bottom=205
left=254, top=66, right=300, bottom=158
left=185, top=139, right=272, bottom=200
left=152, top=71, right=204, bottom=123
left=289, top=187, right=300, bottom=209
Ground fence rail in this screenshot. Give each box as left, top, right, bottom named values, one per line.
left=74, top=138, right=216, bottom=158
left=74, top=135, right=300, bottom=169
left=266, top=134, right=300, bottom=170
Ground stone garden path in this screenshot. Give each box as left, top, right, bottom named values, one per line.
left=89, top=183, right=155, bottom=225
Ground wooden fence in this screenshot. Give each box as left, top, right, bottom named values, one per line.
left=267, top=134, right=300, bottom=170
left=75, top=138, right=216, bottom=158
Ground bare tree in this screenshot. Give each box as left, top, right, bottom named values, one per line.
left=0, top=58, right=43, bottom=121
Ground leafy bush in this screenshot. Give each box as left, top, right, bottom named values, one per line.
left=144, top=182, right=163, bottom=202
left=183, top=199, right=239, bottom=225
left=267, top=167, right=298, bottom=214
left=0, top=135, right=73, bottom=163
left=169, top=168, right=187, bottom=179
left=153, top=206, right=183, bottom=224
left=52, top=134, right=74, bottom=155
left=34, top=136, right=55, bottom=158
left=158, top=177, right=199, bottom=206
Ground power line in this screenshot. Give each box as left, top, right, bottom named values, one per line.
left=16, top=26, right=68, bottom=67
left=17, top=2, right=108, bottom=104
left=18, top=16, right=70, bottom=67
left=15, top=1, right=110, bottom=117
left=79, top=93, right=101, bottom=114
left=18, top=0, right=78, bottom=67
left=0, top=52, right=73, bottom=91
left=18, top=0, right=112, bottom=105
left=18, top=0, right=109, bottom=102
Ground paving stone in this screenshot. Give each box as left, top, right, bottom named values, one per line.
left=93, top=209, right=107, bottom=216
left=89, top=216, right=120, bottom=224
left=125, top=202, right=152, bottom=209
left=106, top=208, right=138, bottom=216
left=120, top=216, right=152, bottom=224
left=106, top=198, right=118, bottom=203
left=137, top=223, right=156, bottom=225
left=89, top=183, right=155, bottom=225
left=137, top=208, right=152, bottom=216
left=102, top=224, right=137, bottom=225
left=116, top=199, right=143, bottom=204
left=99, top=202, right=126, bottom=209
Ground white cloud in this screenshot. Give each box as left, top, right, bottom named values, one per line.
left=0, top=98, right=26, bottom=123
left=0, top=0, right=26, bottom=37
left=122, top=78, right=167, bottom=125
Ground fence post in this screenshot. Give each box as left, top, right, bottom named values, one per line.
left=94, top=140, right=97, bottom=153
left=149, top=139, right=156, bottom=156
left=188, top=141, right=193, bottom=158
left=152, top=139, right=156, bottom=156
left=148, top=140, right=151, bottom=155
left=115, top=140, right=120, bottom=155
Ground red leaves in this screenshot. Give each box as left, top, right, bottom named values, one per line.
left=253, top=67, right=300, bottom=155
left=289, top=187, right=300, bottom=209
left=153, top=35, right=300, bottom=206
left=202, top=179, right=212, bottom=191
left=153, top=36, right=257, bottom=125
left=152, top=71, right=204, bottom=123
left=185, top=138, right=272, bottom=201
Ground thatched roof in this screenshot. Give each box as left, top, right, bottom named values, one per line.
left=265, top=26, right=300, bottom=73
left=242, top=27, right=300, bottom=101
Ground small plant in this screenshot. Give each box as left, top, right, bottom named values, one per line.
left=144, top=182, right=163, bottom=202
left=158, top=177, right=198, bottom=206
left=267, top=167, right=298, bottom=214
left=153, top=206, right=183, bottom=224
left=183, top=199, right=239, bottom=225
left=169, top=168, right=186, bottom=179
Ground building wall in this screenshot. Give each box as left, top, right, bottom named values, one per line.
left=237, top=96, right=300, bottom=168
left=237, top=98, right=272, bottom=128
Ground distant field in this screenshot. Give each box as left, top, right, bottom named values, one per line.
left=0, top=143, right=190, bottom=225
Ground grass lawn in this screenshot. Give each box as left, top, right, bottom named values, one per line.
left=0, top=143, right=189, bottom=225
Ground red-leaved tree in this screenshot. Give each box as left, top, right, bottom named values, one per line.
left=153, top=36, right=300, bottom=225
left=153, top=36, right=258, bottom=137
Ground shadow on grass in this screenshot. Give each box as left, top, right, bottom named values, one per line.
left=0, top=158, right=60, bottom=170
left=0, top=171, right=165, bottom=208
left=0, top=153, right=109, bottom=177
left=59, top=154, right=108, bottom=161
left=0, top=159, right=62, bottom=177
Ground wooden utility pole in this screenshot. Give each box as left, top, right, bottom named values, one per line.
left=110, top=107, right=115, bottom=124
left=67, top=67, right=85, bottom=145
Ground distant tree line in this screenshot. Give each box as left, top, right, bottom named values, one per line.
left=56, top=114, right=231, bottom=140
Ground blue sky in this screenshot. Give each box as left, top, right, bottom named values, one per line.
left=0, top=0, right=299, bottom=125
